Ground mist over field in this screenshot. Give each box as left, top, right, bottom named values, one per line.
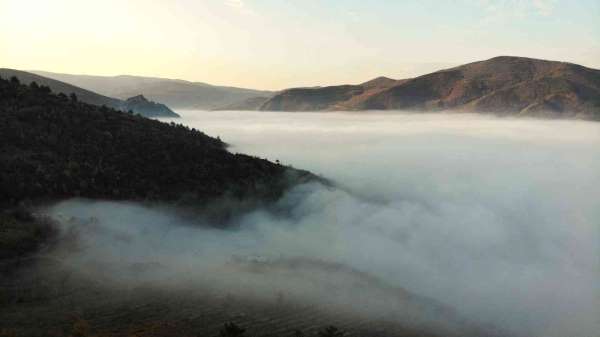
left=47, top=112, right=600, bottom=337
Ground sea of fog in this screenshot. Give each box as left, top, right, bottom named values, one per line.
left=48, top=111, right=599, bottom=337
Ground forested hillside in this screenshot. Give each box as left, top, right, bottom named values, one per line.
left=0, top=76, right=313, bottom=205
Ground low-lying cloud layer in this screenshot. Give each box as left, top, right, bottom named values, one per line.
left=48, top=112, right=600, bottom=337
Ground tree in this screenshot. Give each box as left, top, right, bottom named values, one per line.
left=70, top=93, right=78, bottom=102
left=39, top=85, right=51, bottom=94
left=219, top=322, right=246, bottom=337
left=317, top=326, right=344, bottom=337
left=70, top=318, right=90, bottom=337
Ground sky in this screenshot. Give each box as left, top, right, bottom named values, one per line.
left=1, top=0, right=599, bottom=90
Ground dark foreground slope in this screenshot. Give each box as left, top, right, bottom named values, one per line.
left=0, top=69, right=179, bottom=118
left=0, top=254, right=502, bottom=337
left=260, top=56, right=600, bottom=119
left=0, top=75, right=312, bottom=206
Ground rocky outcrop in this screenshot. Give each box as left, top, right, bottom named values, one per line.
left=122, top=94, right=179, bottom=117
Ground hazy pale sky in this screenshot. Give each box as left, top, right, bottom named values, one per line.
left=1, top=0, right=598, bottom=90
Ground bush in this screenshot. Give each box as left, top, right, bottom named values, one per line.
left=317, top=326, right=344, bottom=337
left=219, top=322, right=246, bottom=337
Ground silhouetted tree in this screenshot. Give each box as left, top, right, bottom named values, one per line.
left=39, top=85, right=51, bottom=94
left=317, top=326, right=344, bottom=337
left=219, top=322, right=246, bottom=337
left=0, top=328, right=17, bottom=337
left=69, top=318, right=90, bottom=337
left=69, top=93, right=78, bottom=102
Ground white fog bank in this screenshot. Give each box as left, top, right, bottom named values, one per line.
left=49, top=111, right=599, bottom=337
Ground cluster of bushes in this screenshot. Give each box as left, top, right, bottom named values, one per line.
left=0, top=208, right=54, bottom=260
left=219, top=322, right=345, bottom=337
left=0, top=321, right=346, bottom=337
left=0, top=76, right=312, bottom=206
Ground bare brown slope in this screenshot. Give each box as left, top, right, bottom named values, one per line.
left=259, top=78, right=400, bottom=112
left=260, top=85, right=365, bottom=111
left=362, top=56, right=600, bottom=117
left=213, top=96, right=271, bottom=111
left=260, top=57, right=600, bottom=119
left=333, top=77, right=407, bottom=110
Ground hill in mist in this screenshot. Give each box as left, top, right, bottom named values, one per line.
left=0, top=69, right=179, bottom=118
left=259, top=56, right=600, bottom=119
left=0, top=75, right=314, bottom=207
left=0, top=75, right=498, bottom=337
left=33, top=70, right=274, bottom=110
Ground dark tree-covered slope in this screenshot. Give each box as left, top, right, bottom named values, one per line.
left=0, top=76, right=313, bottom=205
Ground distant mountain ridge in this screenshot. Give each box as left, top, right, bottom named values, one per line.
left=259, top=57, right=600, bottom=119
left=0, top=69, right=179, bottom=117
left=33, top=71, right=273, bottom=110
left=14, top=57, right=600, bottom=119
